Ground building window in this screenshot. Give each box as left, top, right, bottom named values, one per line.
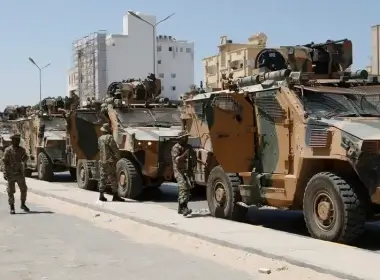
left=158, top=60, right=161, bottom=64
left=186, top=48, right=191, bottom=53
left=180, top=48, right=183, bottom=52
left=171, top=73, right=176, bottom=78
left=157, top=46, right=162, bottom=52
left=159, top=73, right=164, bottom=78
left=172, top=86, right=176, bottom=91
left=176, top=47, right=178, bottom=52
left=168, top=46, right=173, bottom=51
left=161, top=86, right=164, bottom=91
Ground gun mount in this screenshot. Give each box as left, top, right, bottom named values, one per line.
left=250, top=39, right=353, bottom=79
left=106, top=73, right=162, bottom=106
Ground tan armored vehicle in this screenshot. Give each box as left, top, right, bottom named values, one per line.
left=67, top=74, right=182, bottom=198
left=181, top=39, right=380, bottom=244
left=13, top=97, right=76, bottom=181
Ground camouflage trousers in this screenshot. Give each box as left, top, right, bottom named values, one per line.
left=99, top=162, right=118, bottom=194
left=7, top=176, right=28, bottom=206
left=175, top=171, right=191, bottom=204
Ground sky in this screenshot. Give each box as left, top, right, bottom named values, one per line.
left=0, top=0, right=378, bottom=110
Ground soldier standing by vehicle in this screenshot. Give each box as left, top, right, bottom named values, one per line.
left=98, top=123, right=124, bottom=202
left=3, top=132, right=30, bottom=214
left=171, top=131, right=194, bottom=217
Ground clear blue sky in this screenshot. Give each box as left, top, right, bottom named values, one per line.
left=0, top=0, right=378, bottom=109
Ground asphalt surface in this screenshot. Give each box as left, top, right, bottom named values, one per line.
left=0, top=193, right=258, bottom=280
left=51, top=172, right=380, bottom=252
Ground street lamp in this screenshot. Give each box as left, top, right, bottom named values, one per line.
left=28, top=57, right=51, bottom=111
left=128, top=11, right=175, bottom=76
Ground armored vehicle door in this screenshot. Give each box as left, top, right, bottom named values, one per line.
left=251, top=88, right=290, bottom=174
left=67, top=111, right=108, bottom=160
left=205, top=94, right=256, bottom=173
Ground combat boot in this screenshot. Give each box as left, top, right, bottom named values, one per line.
left=10, top=205, right=15, bottom=215
left=112, top=194, right=125, bottom=202
left=178, top=203, right=184, bottom=214
left=182, top=203, right=192, bottom=217
left=99, top=193, right=108, bottom=202
left=21, top=203, right=30, bottom=212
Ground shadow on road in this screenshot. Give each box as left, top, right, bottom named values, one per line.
left=31, top=172, right=380, bottom=251
left=243, top=207, right=380, bottom=251
left=16, top=211, right=55, bottom=215
left=139, top=184, right=206, bottom=203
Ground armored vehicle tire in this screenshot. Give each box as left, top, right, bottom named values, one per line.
left=206, top=166, right=247, bottom=222
left=116, top=158, right=143, bottom=199
left=37, top=152, right=54, bottom=182
left=303, top=172, right=366, bottom=244
left=76, top=160, right=97, bottom=190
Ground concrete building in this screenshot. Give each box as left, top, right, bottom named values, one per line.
left=371, top=25, right=380, bottom=75
left=69, top=31, right=107, bottom=102
left=156, top=35, right=194, bottom=100
left=106, top=12, right=156, bottom=85
left=202, top=33, right=267, bottom=90
left=67, top=11, right=194, bottom=103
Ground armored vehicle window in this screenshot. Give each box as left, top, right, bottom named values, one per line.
left=117, top=108, right=181, bottom=127
left=300, top=90, right=380, bottom=118
left=251, top=90, right=286, bottom=120
left=76, top=112, right=106, bottom=124
left=41, top=117, right=66, bottom=131
left=211, top=95, right=241, bottom=114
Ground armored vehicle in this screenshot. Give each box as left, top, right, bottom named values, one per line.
left=181, top=39, right=380, bottom=244
left=13, top=97, right=75, bottom=181
left=67, top=74, right=182, bottom=198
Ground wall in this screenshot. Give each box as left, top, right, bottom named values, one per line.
left=107, top=12, right=156, bottom=84
left=156, top=35, right=194, bottom=100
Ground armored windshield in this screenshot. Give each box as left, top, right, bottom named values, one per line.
left=41, top=116, right=66, bottom=131
left=117, top=107, right=181, bottom=128
left=302, top=90, right=380, bottom=118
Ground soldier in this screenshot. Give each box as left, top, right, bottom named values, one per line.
left=3, top=132, right=29, bottom=214
left=98, top=123, right=124, bottom=202
left=171, top=131, right=194, bottom=217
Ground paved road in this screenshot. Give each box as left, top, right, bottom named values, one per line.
left=0, top=193, right=262, bottom=280
left=51, top=172, right=380, bottom=252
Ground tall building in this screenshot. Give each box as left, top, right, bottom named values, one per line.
left=371, top=25, right=380, bottom=75
left=202, top=33, right=267, bottom=90
left=67, top=11, right=194, bottom=103
left=69, top=31, right=107, bottom=102
left=156, top=35, right=194, bottom=100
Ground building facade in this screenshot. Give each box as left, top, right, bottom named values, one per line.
left=156, top=35, right=194, bottom=99
left=202, top=33, right=267, bottom=90
left=69, top=31, right=107, bottom=103
left=67, top=11, right=194, bottom=102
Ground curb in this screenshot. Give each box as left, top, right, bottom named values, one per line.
left=16, top=185, right=365, bottom=280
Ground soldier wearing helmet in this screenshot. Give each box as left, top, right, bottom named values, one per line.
left=171, top=131, right=195, bottom=217
left=97, top=123, right=124, bottom=202
left=2, top=132, right=30, bottom=214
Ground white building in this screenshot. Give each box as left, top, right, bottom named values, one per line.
left=156, top=35, right=194, bottom=100
left=67, top=11, right=194, bottom=102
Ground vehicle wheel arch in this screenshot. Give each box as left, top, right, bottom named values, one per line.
left=293, top=158, right=365, bottom=209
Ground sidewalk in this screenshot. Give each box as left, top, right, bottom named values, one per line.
left=1, top=177, right=378, bottom=280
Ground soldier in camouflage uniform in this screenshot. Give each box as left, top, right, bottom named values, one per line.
left=2, top=132, right=30, bottom=214
left=171, top=131, right=194, bottom=217
left=98, top=123, right=124, bottom=202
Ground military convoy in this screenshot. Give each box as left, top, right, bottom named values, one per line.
left=3, top=38, right=380, bottom=244
left=181, top=38, right=380, bottom=244
left=9, top=98, right=76, bottom=180
left=66, top=74, right=182, bottom=198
